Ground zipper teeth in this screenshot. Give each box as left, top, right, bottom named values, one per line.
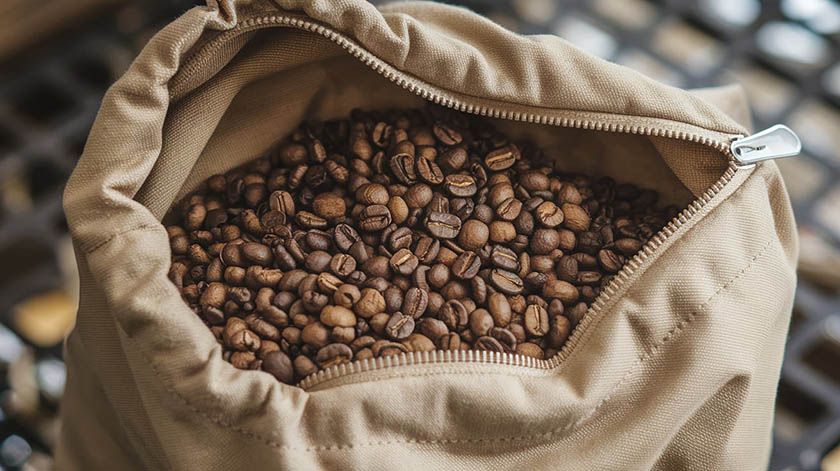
left=188, top=14, right=742, bottom=390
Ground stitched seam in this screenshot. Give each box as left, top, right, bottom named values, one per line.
left=83, top=224, right=160, bottom=254
left=130, top=237, right=775, bottom=452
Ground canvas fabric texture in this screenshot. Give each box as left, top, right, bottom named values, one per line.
left=57, top=0, right=797, bottom=469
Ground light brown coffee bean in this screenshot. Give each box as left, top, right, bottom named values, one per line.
left=316, top=343, right=353, bottom=368
left=484, top=144, right=519, bottom=171
left=524, top=304, right=549, bottom=337
left=562, top=203, right=590, bottom=232
left=320, top=305, right=356, bottom=327
left=385, top=312, right=415, bottom=340
left=458, top=219, right=489, bottom=251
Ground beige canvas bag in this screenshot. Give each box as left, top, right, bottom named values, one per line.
left=57, top=0, right=799, bottom=469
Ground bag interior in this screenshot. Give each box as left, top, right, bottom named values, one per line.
left=136, top=29, right=727, bottom=221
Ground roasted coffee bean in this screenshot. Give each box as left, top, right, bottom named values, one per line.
left=358, top=204, right=392, bottom=231
left=484, top=144, right=519, bottom=171
left=451, top=251, right=481, bottom=279
left=469, top=309, right=494, bottom=337
left=389, top=153, right=417, bottom=184
left=402, top=287, right=429, bottom=319
left=385, top=312, right=415, bottom=340
left=262, top=351, right=294, bottom=383
left=489, top=268, right=524, bottom=295
left=444, top=174, right=477, bottom=197
left=524, top=304, right=549, bottom=337
left=425, top=212, right=462, bottom=239
left=334, top=223, right=361, bottom=252
left=458, top=219, right=489, bottom=251
left=438, top=300, right=469, bottom=330
left=390, top=248, right=420, bottom=276
left=316, top=343, right=353, bottom=368
left=356, top=183, right=389, bottom=205
left=170, top=107, right=672, bottom=384
left=416, top=156, right=444, bottom=184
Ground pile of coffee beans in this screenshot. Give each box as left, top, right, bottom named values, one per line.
left=167, top=107, right=678, bottom=385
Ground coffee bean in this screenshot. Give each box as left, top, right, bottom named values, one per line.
left=530, top=228, right=560, bottom=255
left=543, top=279, right=579, bottom=303
left=425, top=212, right=462, bottom=239
left=615, top=238, right=643, bottom=255
left=489, top=221, right=516, bottom=243
left=316, top=343, right=353, bottom=368
left=488, top=292, right=512, bottom=327
left=433, top=122, right=462, bottom=145
left=524, top=304, right=549, bottom=337
left=438, top=332, right=461, bottom=350
left=562, top=203, right=590, bottom=232
left=385, top=312, right=415, bottom=340
left=390, top=248, right=420, bottom=276
left=489, top=327, right=517, bottom=352
left=489, top=268, right=524, bottom=295
left=296, top=211, right=328, bottom=229
left=516, top=342, right=545, bottom=359
left=458, top=219, right=489, bottom=251
left=414, top=236, right=440, bottom=264
left=333, top=223, right=360, bottom=252
left=402, top=333, right=436, bottom=352
left=312, top=192, right=346, bottom=219
left=444, top=174, right=477, bottom=197
left=354, top=183, right=389, bottom=205
left=484, top=144, right=519, bottom=171
left=439, top=147, right=467, bottom=172
left=475, top=336, right=507, bottom=353
left=469, top=309, right=494, bottom=336
left=535, top=201, right=564, bottom=228
left=495, top=197, right=522, bottom=221
left=402, top=287, right=429, bottom=319
left=416, top=156, right=444, bottom=184
left=262, top=351, right=294, bottom=383
left=358, top=204, right=392, bottom=231
left=438, top=299, right=469, bottom=330
left=519, top=170, right=549, bottom=192
left=389, top=153, right=417, bottom=184
left=320, top=305, right=356, bottom=328
left=490, top=245, right=519, bottom=272
left=330, top=253, right=357, bottom=277
left=452, top=251, right=481, bottom=279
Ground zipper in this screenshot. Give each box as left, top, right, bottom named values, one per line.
left=183, top=12, right=801, bottom=389
left=730, top=125, right=801, bottom=167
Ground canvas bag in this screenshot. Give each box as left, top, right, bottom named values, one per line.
left=57, top=0, right=798, bottom=469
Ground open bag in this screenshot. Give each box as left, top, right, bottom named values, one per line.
left=57, top=0, right=799, bottom=469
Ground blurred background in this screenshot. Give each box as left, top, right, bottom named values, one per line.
left=0, top=0, right=837, bottom=469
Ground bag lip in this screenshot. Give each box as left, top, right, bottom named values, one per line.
left=171, top=7, right=749, bottom=138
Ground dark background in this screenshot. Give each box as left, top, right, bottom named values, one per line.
left=0, top=0, right=838, bottom=469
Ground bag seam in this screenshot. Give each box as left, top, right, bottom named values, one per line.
left=132, top=236, right=774, bottom=452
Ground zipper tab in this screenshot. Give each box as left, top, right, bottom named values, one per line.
left=731, top=124, right=801, bottom=166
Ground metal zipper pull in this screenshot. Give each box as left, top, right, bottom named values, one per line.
left=731, top=124, right=801, bottom=166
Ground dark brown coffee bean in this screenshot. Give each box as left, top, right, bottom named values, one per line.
left=262, top=351, right=294, bottom=384
left=489, top=327, right=517, bottom=352
left=438, top=299, right=469, bottom=330
left=304, top=250, right=331, bottom=273
left=389, top=153, right=417, bottom=184
left=547, top=315, right=571, bottom=349
left=495, top=197, right=522, bottom=221
left=359, top=204, right=392, bottom=231
left=387, top=227, right=413, bottom=252
left=316, top=343, right=353, bottom=368
left=385, top=312, right=415, bottom=340
left=524, top=304, right=549, bottom=337
left=475, top=336, right=507, bottom=353
left=439, top=147, right=467, bottom=172
left=356, top=183, right=389, bottom=205
left=489, top=245, right=519, bottom=272
left=416, top=156, right=444, bottom=184
left=296, top=211, right=328, bottom=229
left=330, top=253, right=357, bottom=277
left=241, top=242, right=273, bottom=266
left=562, top=203, right=591, bottom=232
left=450, top=198, right=475, bottom=221
left=484, top=144, right=519, bottom=171
left=425, top=212, right=462, bottom=239
left=516, top=342, right=545, bottom=359
left=312, top=192, right=346, bottom=219
left=535, top=201, right=564, bottom=228
left=458, top=219, right=489, bottom=251
left=414, top=236, right=440, bottom=264
left=469, top=309, right=494, bottom=337
left=519, top=170, right=550, bottom=192
left=333, top=223, right=360, bottom=252
left=530, top=228, right=560, bottom=255
left=402, top=287, right=429, bottom=319
left=451, top=251, right=481, bottom=279
left=543, top=279, right=579, bottom=303
left=615, top=238, right=643, bottom=255
left=390, top=248, right=420, bottom=276
left=433, top=122, right=462, bottom=145
left=438, top=332, right=461, bottom=350
left=489, top=268, right=524, bottom=295
left=444, top=174, right=477, bottom=197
